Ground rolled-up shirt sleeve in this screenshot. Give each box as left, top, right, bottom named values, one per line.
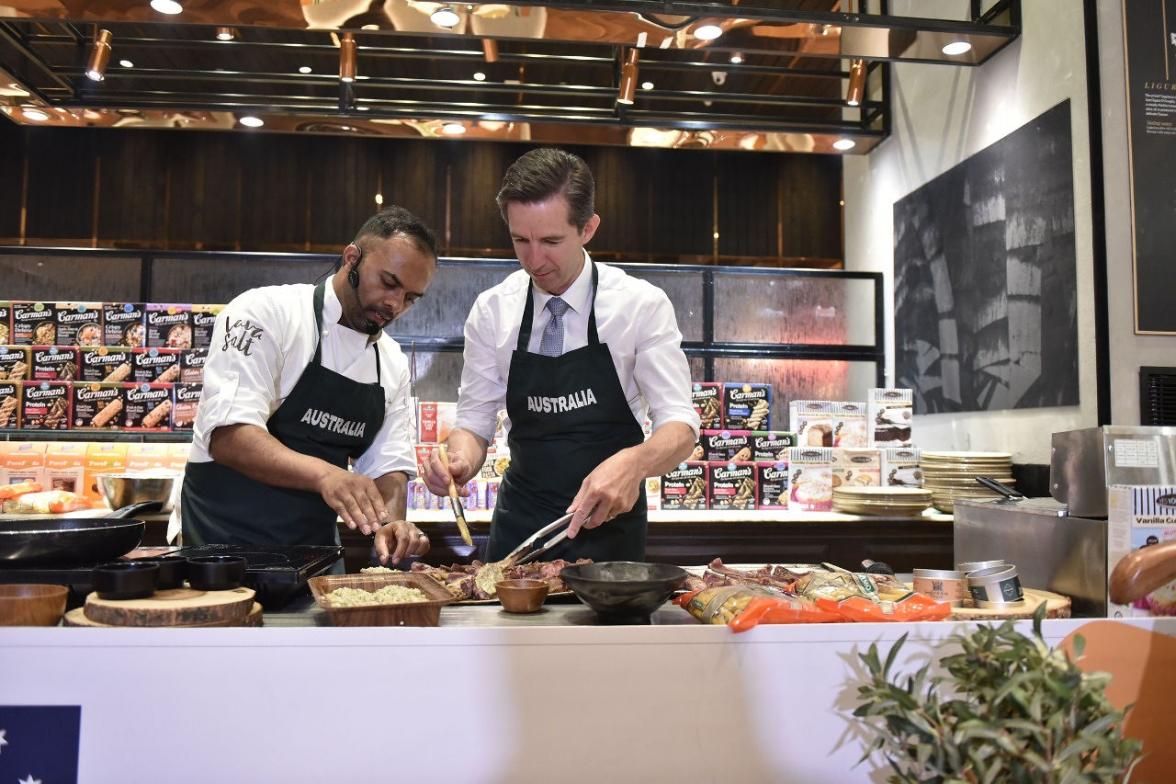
left=192, top=290, right=285, bottom=447
left=454, top=296, right=506, bottom=443
left=634, top=287, right=701, bottom=438
left=354, top=354, right=417, bottom=480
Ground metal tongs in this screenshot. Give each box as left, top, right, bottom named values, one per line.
left=502, top=512, right=574, bottom=567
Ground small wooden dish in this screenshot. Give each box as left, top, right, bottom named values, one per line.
left=308, top=572, right=454, bottom=627
left=495, top=579, right=549, bottom=613
left=0, top=584, right=68, bottom=626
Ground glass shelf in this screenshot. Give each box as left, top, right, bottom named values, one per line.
left=0, top=429, right=192, bottom=443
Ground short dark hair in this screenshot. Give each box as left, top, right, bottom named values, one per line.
left=354, top=205, right=439, bottom=260
left=496, top=147, right=595, bottom=231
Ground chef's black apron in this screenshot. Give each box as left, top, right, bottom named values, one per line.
left=487, top=261, right=647, bottom=562
left=181, top=282, right=386, bottom=547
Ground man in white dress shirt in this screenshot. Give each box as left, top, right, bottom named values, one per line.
left=397, top=148, right=700, bottom=562
left=180, top=207, right=434, bottom=566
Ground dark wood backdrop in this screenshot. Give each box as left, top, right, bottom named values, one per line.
left=0, top=121, right=843, bottom=266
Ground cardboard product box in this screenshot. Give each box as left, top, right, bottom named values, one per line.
left=83, top=442, right=129, bottom=503
left=833, top=402, right=870, bottom=447
left=121, top=382, right=173, bottom=431
left=881, top=447, right=922, bottom=487
left=55, top=302, right=103, bottom=346
left=180, top=348, right=208, bottom=383
left=0, top=380, right=19, bottom=428
left=0, top=301, right=10, bottom=346
left=646, top=476, right=662, bottom=511
left=171, top=383, right=203, bottom=430
left=0, top=346, right=30, bottom=382
left=660, top=462, right=709, bottom=511
left=72, top=382, right=123, bottom=430
left=103, top=302, right=147, bottom=347
left=691, top=382, right=724, bottom=430
left=127, top=443, right=173, bottom=473
left=757, top=461, right=790, bottom=510
left=44, top=442, right=87, bottom=494
left=11, top=302, right=56, bottom=345
left=868, top=388, right=913, bottom=447
left=1108, top=485, right=1176, bottom=618
left=79, top=346, right=134, bottom=383
left=132, top=347, right=181, bottom=383
left=787, top=447, right=834, bottom=511
left=0, top=441, right=47, bottom=486
left=709, top=461, right=757, bottom=511
left=30, top=345, right=78, bottom=381
left=832, top=448, right=882, bottom=489
left=20, top=380, right=71, bottom=430
left=750, top=431, right=798, bottom=462
left=166, top=442, right=191, bottom=471
left=414, top=443, right=438, bottom=476
left=479, top=444, right=511, bottom=479
left=485, top=478, right=501, bottom=510
left=694, top=429, right=753, bottom=462
left=417, top=401, right=456, bottom=443
left=723, top=383, right=771, bottom=430
left=789, top=400, right=838, bottom=447
left=146, top=304, right=193, bottom=349
left=191, top=304, right=224, bottom=349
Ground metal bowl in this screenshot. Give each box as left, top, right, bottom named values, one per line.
left=560, top=561, right=688, bottom=620
left=98, top=474, right=177, bottom=513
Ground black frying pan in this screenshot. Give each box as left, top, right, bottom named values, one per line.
left=0, top=501, right=163, bottom=566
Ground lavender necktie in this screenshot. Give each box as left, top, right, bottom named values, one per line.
left=539, top=297, right=570, bottom=357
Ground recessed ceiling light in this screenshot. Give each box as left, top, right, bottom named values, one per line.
left=215, top=27, right=235, bottom=41
left=149, top=0, right=183, bottom=15
left=431, top=5, right=461, bottom=29
left=473, top=71, right=486, bottom=81
left=441, top=122, right=466, bottom=135
left=340, top=125, right=353, bottom=131
left=641, top=81, right=654, bottom=90
left=22, top=107, right=49, bottom=121
left=239, top=115, right=264, bottom=128
left=729, top=52, right=744, bottom=64
left=298, top=66, right=312, bottom=74
left=941, top=41, right=972, bottom=56
left=119, top=59, right=134, bottom=68
left=832, top=138, right=856, bottom=151
left=693, top=24, right=722, bottom=41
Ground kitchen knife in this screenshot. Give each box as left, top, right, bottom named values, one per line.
left=436, top=444, right=474, bottom=547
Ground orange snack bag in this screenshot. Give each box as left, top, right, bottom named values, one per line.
left=814, top=593, right=951, bottom=622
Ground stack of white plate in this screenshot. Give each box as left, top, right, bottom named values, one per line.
left=832, top=486, right=933, bottom=516
left=920, top=451, right=1014, bottom=513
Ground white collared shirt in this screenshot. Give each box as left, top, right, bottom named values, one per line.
left=188, top=281, right=416, bottom=481
left=455, top=252, right=701, bottom=442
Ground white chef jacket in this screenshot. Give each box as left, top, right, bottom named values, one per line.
left=455, top=252, right=700, bottom=443
left=188, top=281, right=417, bottom=481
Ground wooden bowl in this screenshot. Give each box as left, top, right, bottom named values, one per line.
left=308, top=572, right=453, bottom=627
left=495, top=578, right=549, bottom=613
left=0, top=584, right=69, bottom=626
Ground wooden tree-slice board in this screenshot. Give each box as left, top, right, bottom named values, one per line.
left=83, top=587, right=256, bottom=627
left=66, top=602, right=263, bottom=628
left=946, top=588, right=1071, bottom=621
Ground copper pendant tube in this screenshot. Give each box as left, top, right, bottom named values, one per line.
left=85, top=29, right=113, bottom=82
left=846, top=58, right=866, bottom=107
left=482, top=38, right=499, bottom=63
left=616, top=47, right=639, bottom=105
left=339, top=33, right=357, bottom=83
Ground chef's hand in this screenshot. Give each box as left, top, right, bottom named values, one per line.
left=373, top=521, right=431, bottom=566
left=566, top=450, right=643, bottom=539
left=317, top=467, right=390, bottom=535
left=420, top=446, right=472, bottom=498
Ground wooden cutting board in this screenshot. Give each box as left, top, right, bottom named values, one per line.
left=947, top=588, right=1071, bottom=621
left=66, top=601, right=263, bottom=628
left=83, top=587, right=256, bottom=627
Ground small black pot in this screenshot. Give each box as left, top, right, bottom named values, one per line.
left=93, top=561, right=159, bottom=600
left=135, top=555, right=187, bottom=589
left=186, top=555, right=246, bottom=591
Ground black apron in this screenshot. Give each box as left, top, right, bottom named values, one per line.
left=487, top=262, right=647, bottom=562
left=181, top=282, right=386, bottom=547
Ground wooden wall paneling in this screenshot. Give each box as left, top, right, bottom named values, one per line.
left=648, top=149, right=714, bottom=258
left=578, top=145, right=652, bottom=258
left=165, top=131, right=244, bottom=250
left=0, top=121, right=23, bottom=241
left=24, top=128, right=98, bottom=242
left=447, top=141, right=512, bottom=252
left=778, top=154, right=842, bottom=260
left=378, top=139, right=447, bottom=245
left=95, top=130, right=167, bottom=247
left=717, top=151, right=780, bottom=258
left=238, top=132, right=309, bottom=250
left=304, top=136, right=382, bottom=248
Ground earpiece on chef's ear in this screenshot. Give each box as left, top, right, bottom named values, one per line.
left=348, top=249, right=362, bottom=288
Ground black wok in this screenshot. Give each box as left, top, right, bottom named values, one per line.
left=0, top=501, right=162, bottom=566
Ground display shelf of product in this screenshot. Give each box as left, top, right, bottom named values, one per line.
left=0, top=428, right=192, bottom=443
